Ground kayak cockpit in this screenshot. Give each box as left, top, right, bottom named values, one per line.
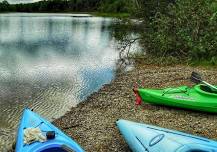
left=40, top=145, right=75, bottom=152
left=176, top=143, right=217, bottom=152
left=200, top=85, right=217, bottom=94
left=195, top=85, right=217, bottom=96
left=37, top=144, right=76, bottom=152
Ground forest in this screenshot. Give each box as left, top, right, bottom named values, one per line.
left=0, top=0, right=134, bottom=13
left=0, top=0, right=216, bottom=65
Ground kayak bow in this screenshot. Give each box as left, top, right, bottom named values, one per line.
left=16, top=108, right=84, bottom=152
left=117, top=119, right=217, bottom=152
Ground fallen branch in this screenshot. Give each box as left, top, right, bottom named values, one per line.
left=62, top=124, right=80, bottom=130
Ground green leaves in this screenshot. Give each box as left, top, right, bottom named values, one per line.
left=139, top=0, right=217, bottom=64
left=99, top=0, right=135, bottom=13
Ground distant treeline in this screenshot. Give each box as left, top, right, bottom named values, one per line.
left=0, top=0, right=134, bottom=13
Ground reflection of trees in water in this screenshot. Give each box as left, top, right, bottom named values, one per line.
left=110, top=19, right=142, bottom=71
left=0, top=16, right=119, bottom=151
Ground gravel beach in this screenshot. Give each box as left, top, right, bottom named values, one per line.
left=54, top=65, right=217, bottom=152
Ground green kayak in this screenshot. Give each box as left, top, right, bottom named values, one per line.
left=134, top=84, right=217, bottom=113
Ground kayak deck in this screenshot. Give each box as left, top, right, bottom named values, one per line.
left=16, top=109, right=84, bottom=152
left=117, top=119, right=217, bottom=152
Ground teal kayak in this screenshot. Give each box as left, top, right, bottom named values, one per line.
left=16, top=108, right=84, bottom=152
left=117, top=119, right=217, bottom=152
left=134, top=84, right=217, bottom=113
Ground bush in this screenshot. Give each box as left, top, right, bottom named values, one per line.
left=133, top=0, right=174, bottom=20
left=99, top=0, right=134, bottom=13
left=142, top=0, right=217, bottom=63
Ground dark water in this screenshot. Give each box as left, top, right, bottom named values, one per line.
left=0, top=13, right=119, bottom=151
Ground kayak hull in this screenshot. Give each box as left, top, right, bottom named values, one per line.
left=136, top=84, right=217, bottom=113
left=116, top=119, right=217, bottom=152
left=15, top=109, right=84, bottom=152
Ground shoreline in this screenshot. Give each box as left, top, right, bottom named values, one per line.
left=0, top=12, right=129, bottom=18
left=54, top=64, right=217, bottom=151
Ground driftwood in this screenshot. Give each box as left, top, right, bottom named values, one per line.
left=62, top=124, right=80, bottom=130
left=117, top=37, right=141, bottom=70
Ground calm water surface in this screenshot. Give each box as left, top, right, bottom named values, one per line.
left=0, top=13, right=119, bottom=151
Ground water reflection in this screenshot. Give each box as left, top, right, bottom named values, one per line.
left=0, top=13, right=118, bottom=151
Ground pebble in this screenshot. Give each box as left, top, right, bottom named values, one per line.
left=54, top=65, right=217, bottom=152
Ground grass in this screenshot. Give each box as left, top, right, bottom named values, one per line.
left=130, top=51, right=217, bottom=67
left=189, top=60, right=217, bottom=67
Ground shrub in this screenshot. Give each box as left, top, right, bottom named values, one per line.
left=142, top=0, right=217, bottom=63
left=99, top=0, right=135, bottom=13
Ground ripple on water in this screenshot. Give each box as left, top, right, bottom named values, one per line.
left=0, top=13, right=122, bottom=151
left=0, top=83, right=81, bottom=150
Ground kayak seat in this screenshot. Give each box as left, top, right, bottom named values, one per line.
left=200, top=85, right=217, bottom=94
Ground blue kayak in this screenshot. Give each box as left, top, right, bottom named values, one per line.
left=116, top=119, right=217, bottom=152
left=16, top=108, right=84, bottom=152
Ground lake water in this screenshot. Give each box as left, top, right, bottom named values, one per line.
left=0, top=13, right=120, bottom=151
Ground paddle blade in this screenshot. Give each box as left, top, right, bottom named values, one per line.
left=191, top=72, right=202, bottom=84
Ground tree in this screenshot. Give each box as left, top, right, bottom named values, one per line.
left=0, top=0, right=10, bottom=12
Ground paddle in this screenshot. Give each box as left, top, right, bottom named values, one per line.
left=190, top=72, right=217, bottom=91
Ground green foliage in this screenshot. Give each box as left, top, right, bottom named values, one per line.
left=141, top=0, right=217, bottom=63
left=0, top=0, right=134, bottom=13
left=0, top=0, right=10, bottom=12
left=0, top=0, right=94, bottom=12
left=99, top=0, right=135, bottom=13
left=133, top=0, right=175, bottom=20
left=11, top=0, right=101, bottom=12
